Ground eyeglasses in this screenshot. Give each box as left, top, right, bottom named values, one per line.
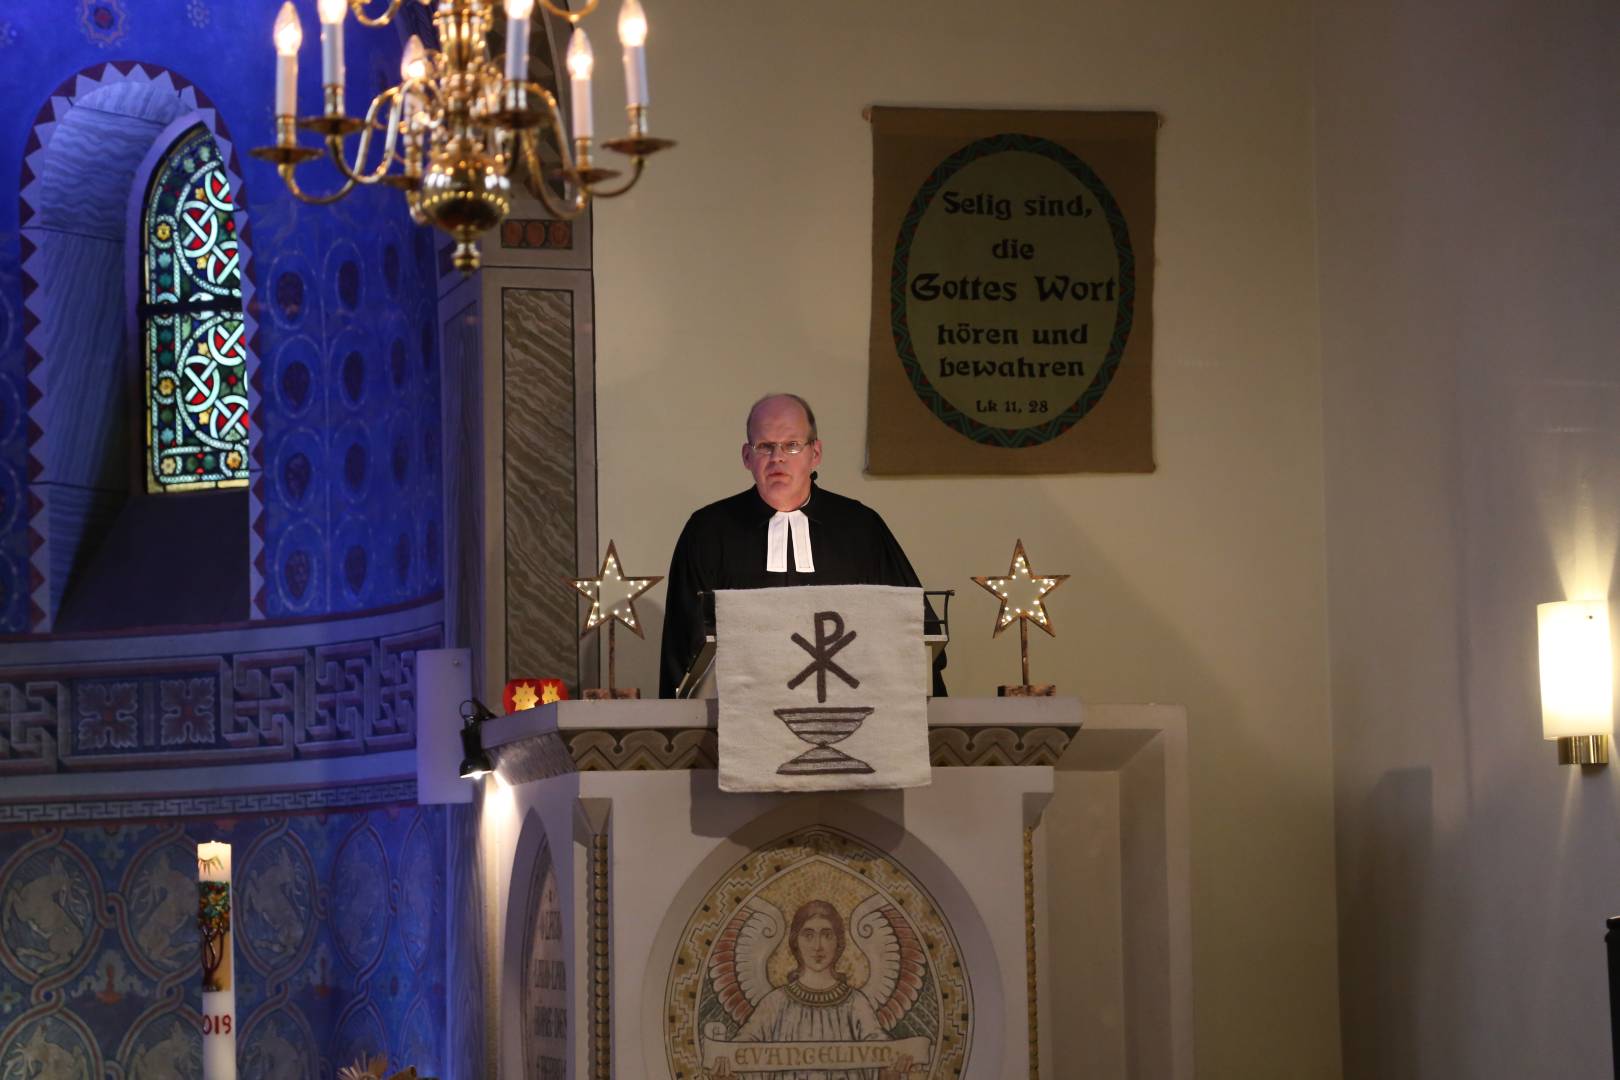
left=748, top=440, right=812, bottom=457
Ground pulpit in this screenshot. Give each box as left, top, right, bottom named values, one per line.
left=472, top=697, right=1192, bottom=1079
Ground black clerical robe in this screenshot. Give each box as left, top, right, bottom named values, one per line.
left=659, top=484, right=941, bottom=698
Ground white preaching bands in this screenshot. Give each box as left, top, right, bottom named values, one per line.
left=766, top=510, right=815, bottom=573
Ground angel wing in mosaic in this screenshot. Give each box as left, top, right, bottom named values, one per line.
left=850, top=893, right=927, bottom=1029
left=707, top=895, right=784, bottom=1025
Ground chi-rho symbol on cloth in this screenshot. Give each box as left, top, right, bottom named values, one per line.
left=715, top=585, right=929, bottom=792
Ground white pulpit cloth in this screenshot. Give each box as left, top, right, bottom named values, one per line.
left=715, top=585, right=930, bottom=792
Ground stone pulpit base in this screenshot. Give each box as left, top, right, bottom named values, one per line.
left=473, top=698, right=1190, bottom=1079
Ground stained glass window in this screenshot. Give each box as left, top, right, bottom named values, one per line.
left=141, top=125, right=249, bottom=493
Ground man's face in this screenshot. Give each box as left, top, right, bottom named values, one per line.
left=742, top=396, right=822, bottom=511
left=796, top=915, right=838, bottom=973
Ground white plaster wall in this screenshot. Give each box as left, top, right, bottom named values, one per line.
left=589, top=1, right=1337, bottom=1073
left=1316, top=1, right=1620, bottom=1075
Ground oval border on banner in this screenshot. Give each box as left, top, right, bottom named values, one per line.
left=890, top=133, right=1137, bottom=448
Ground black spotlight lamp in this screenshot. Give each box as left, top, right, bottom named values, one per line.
left=458, top=697, right=497, bottom=780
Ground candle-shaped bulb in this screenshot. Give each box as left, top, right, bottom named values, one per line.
left=401, top=34, right=428, bottom=81
left=504, top=0, right=533, bottom=82
left=566, top=27, right=594, bottom=79
left=618, top=0, right=647, bottom=47
left=274, top=3, right=302, bottom=119
left=618, top=0, right=648, bottom=109
left=274, top=1, right=302, bottom=55
left=566, top=27, right=594, bottom=141
left=318, top=0, right=346, bottom=101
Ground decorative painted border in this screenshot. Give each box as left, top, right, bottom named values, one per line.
left=0, top=777, right=417, bottom=825
left=589, top=827, right=611, bottom=1080
left=17, top=61, right=264, bottom=629
left=498, top=218, right=574, bottom=250
left=889, top=133, right=1135, bottom=448
left=1024, top=824, right=1039, bottom=1080
left=489, top=724, right=1080, bottom=778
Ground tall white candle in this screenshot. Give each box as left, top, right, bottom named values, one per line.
left=566, top=28, right=594, bottom=141
left=618, top=0, right=648, bottom=109
left=318, top=0, right=347, bottom=94
left=273, top=2, right=302, bottom=118
left=198, top=841, right=236, bottom=1080
left=504, top=0, right=534, bottom=82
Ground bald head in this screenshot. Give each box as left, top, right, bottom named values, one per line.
left=745, top=393, right=817, bottom=444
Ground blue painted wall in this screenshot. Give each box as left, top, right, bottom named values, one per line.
left=0, top=0, right=445, bottom=630
left=0, top=4, right=461, bottom=1074
left=0, top=804, right=447, bottom=1077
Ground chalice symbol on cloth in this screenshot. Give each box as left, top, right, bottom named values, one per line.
left=776, top=610, right=875, bottom=775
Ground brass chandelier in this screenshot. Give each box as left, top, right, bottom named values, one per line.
left=251, top=0, right=673, bottom=272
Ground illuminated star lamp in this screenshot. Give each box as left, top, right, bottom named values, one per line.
left=504, top=677, right=568, bottom=712
left=566, top=539, right=661, bottom=699
left=971, top=539, right=1069, bottom=696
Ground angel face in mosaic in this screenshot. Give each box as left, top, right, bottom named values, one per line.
left=705, top=899, right=923, bottom=1080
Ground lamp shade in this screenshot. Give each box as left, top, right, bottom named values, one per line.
left=1538, top=600, right=1613, bottom=739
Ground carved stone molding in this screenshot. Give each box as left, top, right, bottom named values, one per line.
left=928, top=725, right=1077, bottom=767
left=488, top=722, right=1079, bottom=777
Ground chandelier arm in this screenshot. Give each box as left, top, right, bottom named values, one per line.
left=523, top=80, right=588, bottom=179
left=346, top=0, right=408, bottom=29
left=535, top=0, right=598, bottom=21
left=580, top=156, right=647, bottom=199
left=520, top=129, right=590, bottom=221
left=276, top=163, right=360, bottom=206
left=323, top=90, right=403, bottom=184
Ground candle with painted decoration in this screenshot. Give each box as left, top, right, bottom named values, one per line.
left=197, top=841, right=236, bottom=1079
left=273, top=3, right=302, bottom=118
left=566, top=27, right=594, bottom=141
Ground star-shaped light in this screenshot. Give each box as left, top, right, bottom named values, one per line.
left=971, top=539, right=1069, bottom=637
left=511, top=682, right=540, bottom=710
left=569, top=540, right=662, bottom=639
left=540, top=682, right=562, bottom=704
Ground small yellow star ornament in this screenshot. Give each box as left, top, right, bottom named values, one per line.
left=568, top=540, right=661, bottom=639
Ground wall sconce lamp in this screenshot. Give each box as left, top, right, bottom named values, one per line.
left=1538, top=600, right=1613, bottom=765
left=458, top=698, right=498, bottom=780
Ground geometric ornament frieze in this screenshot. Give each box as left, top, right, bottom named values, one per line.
left=0, top=621, right=440, bottom=779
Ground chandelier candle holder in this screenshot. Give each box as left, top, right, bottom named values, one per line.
left=567, top=540, right=661, bottom=699
left=972, top=539, right=1070, bottom=697
left=251, top=0, right=675, bottom=272
left=197, top=841, right=236, bottom=1079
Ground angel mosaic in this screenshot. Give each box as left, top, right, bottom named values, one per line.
left=667, top=827, right=971, bottom=1080
left=703, top=896, right=930, bottom=1078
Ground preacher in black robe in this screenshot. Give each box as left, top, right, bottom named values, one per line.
left=658, top=483, right=941, bottom=698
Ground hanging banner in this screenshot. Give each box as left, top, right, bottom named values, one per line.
left=866, top=106, right=1157, bottom=474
